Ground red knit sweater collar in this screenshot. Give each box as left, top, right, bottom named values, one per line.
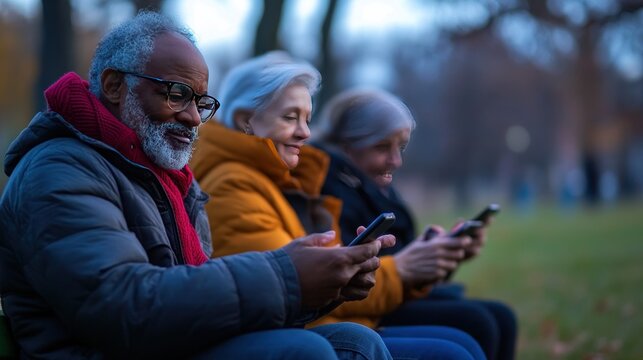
left=44, top=72, right=207, bottom=265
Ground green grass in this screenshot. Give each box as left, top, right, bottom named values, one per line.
left=427, top=202, right=643, bottom=359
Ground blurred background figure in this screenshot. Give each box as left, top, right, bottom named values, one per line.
left=1, top=1, right=642, bottom=359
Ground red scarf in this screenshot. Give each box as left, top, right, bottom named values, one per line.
left=44, top=72, right=208, bottom=266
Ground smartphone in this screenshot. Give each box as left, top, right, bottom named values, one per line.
left=448, top=220, right=484, bottom=238
left=347, top=212, right=396, bottom=247
left=423, top=227, right=440, bottom=241
left=472, top=203, right=501, bottom=223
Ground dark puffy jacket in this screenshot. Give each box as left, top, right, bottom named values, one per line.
left=0, top=112, right=305, bottom=359
left=315, top=144, right=417, bottom=256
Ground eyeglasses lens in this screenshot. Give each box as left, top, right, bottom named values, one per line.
left=197, top=97, right=216, bottom=121
left=167, top=83, right=192, bottom=111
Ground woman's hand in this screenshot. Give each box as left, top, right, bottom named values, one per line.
left=393, top=226, right=470, bottom=288
left=463, top=225, right=487, bottom=260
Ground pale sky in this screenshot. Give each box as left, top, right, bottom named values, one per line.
left=2, top=0, right=640, bottom=81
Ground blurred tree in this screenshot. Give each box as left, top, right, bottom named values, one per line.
left=397, top=0, right=643, bottom=205
left=0, top=6, right=38, bottom=191
left=35, top=0, right=73, bottom=112
left=318, top=0, right=339, bottom=108
left=518, top=0, right=643, bottom=204
left=131, top=0, right=163, bottom=12
left=254, top=0, right=285, bottom=55
left=251, top=0, right=339, bottom=107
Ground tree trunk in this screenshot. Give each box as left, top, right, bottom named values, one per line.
left=254, top=0, right=285, bottom=56
left=317, top=0, right=339, bottom=108
left=35, top=0, right=73, bottom=112
left=132, top=0, right=164, bottom=12
left=576, top=26, right=605, bottom=204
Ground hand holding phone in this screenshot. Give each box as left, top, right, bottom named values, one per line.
left=448, top=220, right=484, bottom=238
left=348, top=212, right=396, bottom=247
left=472, top=203, right=501, bottom=224
left=423, top=203, right=500, bottom=241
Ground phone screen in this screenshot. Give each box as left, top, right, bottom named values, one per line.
left=347, top=212, right=396, bottom=247
left=472, top=203, right=500, bottom=223
left=448, top=220, right=484, bottom=238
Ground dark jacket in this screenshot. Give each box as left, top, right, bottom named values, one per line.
left=0, top=112, right=306, bottom=359
left=316, top=144, right=417, bottom=256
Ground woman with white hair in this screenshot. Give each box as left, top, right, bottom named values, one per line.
left=191, top=52, right=486, bottom=360
left=312, top=88, right=518, bottom=360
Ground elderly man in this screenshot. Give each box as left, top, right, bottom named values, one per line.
left=0, top=11, right=394, bottom=359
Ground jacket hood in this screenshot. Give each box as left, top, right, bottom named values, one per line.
left=4, top=111, right=96, bottom=177
left=191, top=121, right=329, bottom=195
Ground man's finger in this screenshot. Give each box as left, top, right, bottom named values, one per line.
left=376, top=234, right=396, bottom=249
left=343, top=241, right=381, bottom=263
left=355, top=256, right=380, bottom=273
left=294, top=231, right=336, bottom=247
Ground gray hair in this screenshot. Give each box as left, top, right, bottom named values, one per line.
left=217, top=51, right=321, bottom=129
left=313, top=88, right=416, bottom=149
left=88, top=11, right=196, bottom=96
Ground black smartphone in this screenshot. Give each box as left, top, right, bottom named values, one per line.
left=347, top=212, right=396, bottom=247
left=448, top=220, right=484, bottom=238
left=423, top=227, right=440, bottom=241
left=472, top=203, right=501, bottom=223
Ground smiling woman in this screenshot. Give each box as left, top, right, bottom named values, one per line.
left=189, top=51, right=327, bottom=257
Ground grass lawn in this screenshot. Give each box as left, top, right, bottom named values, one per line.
left=427, top=201, right=643, bottom=359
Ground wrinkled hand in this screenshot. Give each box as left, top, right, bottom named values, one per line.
left=463, top=225, right=486, bottom=260
left=393, top=226, right=470, bottom=288
left=450, top=219, right=488, bottom=261
left=339, top=226, right=396, bottom=301
left=283, top=230, right=393, bottom=310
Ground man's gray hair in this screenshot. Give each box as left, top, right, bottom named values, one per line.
left=313, top=88, right=416, bottom=149
left=88, top=11, right=196, bottom=96
left=217, top=51, right=321, bottom=129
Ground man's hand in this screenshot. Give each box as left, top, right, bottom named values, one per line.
left=338, top=226, right=395, bottom=301
left=282, top=230, right=394, bottom=310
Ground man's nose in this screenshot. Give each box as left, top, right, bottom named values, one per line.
left=177, top=101, right=202, bottom=128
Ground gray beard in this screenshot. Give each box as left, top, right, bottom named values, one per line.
left=121, top=91, right=197, bottom=170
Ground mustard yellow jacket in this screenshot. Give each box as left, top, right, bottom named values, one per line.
left=191, top=122, right=409, bottom=328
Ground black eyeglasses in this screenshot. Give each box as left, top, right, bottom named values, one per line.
left=119, top=70, right=220, bottom=123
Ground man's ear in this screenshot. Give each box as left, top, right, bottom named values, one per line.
left=233, top=110, right=254, bottom=134
left=100, top=69, right=126, bottom=105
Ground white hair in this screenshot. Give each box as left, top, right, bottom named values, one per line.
left=88, top=11, right=196, bottom=96
left=217, top=51, right=321, bottom=129
left=313, top=88, right=416, bottom=149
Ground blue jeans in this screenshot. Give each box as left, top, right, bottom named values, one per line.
left=380, top=296, right=517, bottom=360
left=191, top=322, right=392, bottom=359
left=379, top=326, right=486, bottom=360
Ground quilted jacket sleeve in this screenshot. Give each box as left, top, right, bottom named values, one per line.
left=1, top=141, right=302, bottom=359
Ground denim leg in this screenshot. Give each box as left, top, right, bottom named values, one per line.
left=309, top=322, right=393, bottom=360
left=468, top=300, right=517, bottom=360
left=426, top=283, right=467, bottom=300
left=379, top=326, right=486, bottom=360
left=190, top=328, right=338, bottom=359
left=379, top=299, right=498, bottom=360
left=382, top=337, right=475, bottom=360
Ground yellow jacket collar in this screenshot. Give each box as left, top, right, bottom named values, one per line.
left=191, top=121, right=329, bottom=195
